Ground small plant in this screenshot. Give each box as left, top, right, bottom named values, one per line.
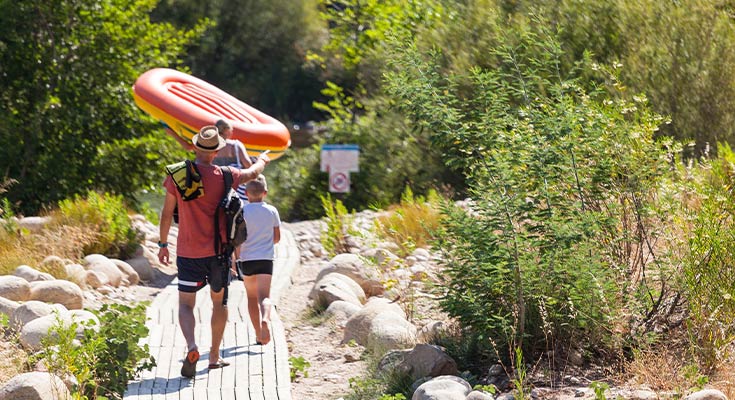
left=590, top=381, right=610, bottom=400
left=320, top=193, right=352, bottom=256
left=512, top=347, right=528, bottom=400
left=35, top=303, right=155, bottom=399
left=289, top=355, right=311, bottom=382
left=379, top=394, right=407, bottom=400
left=473, top=384, right=497, bottom=395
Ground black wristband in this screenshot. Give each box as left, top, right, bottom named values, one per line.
left=158, top=241, right=168, bottom=248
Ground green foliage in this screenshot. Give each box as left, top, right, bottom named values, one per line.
left=288, top=355, right=310, bottom=382
left=37, top=303, right=155, bottom=400
left=512, top=347, right=528, bottom=400
left=674, top=143, right=735, bottom=372
left=320, top=193, right=351, bottom=257
left=152, top=0, right=326, bottom=122
left=54, top=191, right=142, bottom=258
left=590, top=381, right=610, bottom=400
left=384, top=21, right=670, bottom=360
left=0, top=0, right=207, bottom=215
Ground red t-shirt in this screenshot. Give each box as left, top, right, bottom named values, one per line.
left=164, top=163, right=242, bottom=258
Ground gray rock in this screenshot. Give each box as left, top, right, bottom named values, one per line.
left=0, top=296, right=20, bottom=319
left=20, top=310, right=99, bottom=351
left=29, top=280, right=84, bottom=310
left=325, top=300, right=362, bottom=324
left=11, top=301, right=62, bottom=331
left=84, top=270, right=108, bottom=289
left=0, top=371, right=70, bottom=400
left=310, top=272, right=366, bottom=308
left=0, top=275, right=31, bottom=301
left=16, top=216, right=52, bottom=233
left=111, top=259, right=140, bottom=286
left=317, top=253, right=385, bottom=297
left=343, top=297, right=406, bottom=345
left=13, top=265, right=54, bottom=282
left=124, top=256, right=154, bottom=282
left=379, top=344, right=458, bottom=381
left=83, top=254, right=124, bottom=287
left=466, top=391, right=495, bottom=400
left=366, top=312, right=417, bottom=353
left=684, top=389, right=727, bottom=400
left=412, top=375, right=472, bottom=400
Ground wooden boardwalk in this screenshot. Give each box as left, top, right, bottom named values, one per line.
left=124, top=229, right=300, bottom=400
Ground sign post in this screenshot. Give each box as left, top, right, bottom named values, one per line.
left=320, top=144, right=360, bottom=193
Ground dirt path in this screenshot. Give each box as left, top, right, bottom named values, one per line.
left=277, top=224, right=368, bottom=399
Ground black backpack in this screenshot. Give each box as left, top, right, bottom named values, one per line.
left=216, top=167, right=247, bottom=253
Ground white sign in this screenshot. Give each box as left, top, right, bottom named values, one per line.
left=321, top=144, right=359, bottom=193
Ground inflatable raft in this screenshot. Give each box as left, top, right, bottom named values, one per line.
left=132, top=68, right=290, bottom=159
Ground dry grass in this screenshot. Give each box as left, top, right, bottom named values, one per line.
left=373, top=189, right=442, bottom=257
left=0, top=330, right=28, bottom=387
left=0, top=224, right=96, bottom=278
left=623, top=342, right=706, bottom=393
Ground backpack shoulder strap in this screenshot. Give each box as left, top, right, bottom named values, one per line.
left=221, top=166, right=233, bottom=191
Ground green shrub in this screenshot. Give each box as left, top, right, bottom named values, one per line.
left=53, top=191, right=142, bottom=259
left=675, top=143, right=735, bottom=372
left=384, top=22, right=670, bottom=361
left=36, top=303, right=155, bottom=399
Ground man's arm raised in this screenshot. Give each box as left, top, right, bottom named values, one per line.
left=237, top=152, right=270, bottom=185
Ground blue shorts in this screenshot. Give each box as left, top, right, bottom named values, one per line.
left=177, top=255, right=230, bottom=293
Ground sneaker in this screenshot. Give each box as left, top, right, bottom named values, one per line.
left=181, top=349, right=199, bottom=378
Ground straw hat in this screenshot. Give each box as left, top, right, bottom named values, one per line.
left=192, top=126, right=226, bottom=152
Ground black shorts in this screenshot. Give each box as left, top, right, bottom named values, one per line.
left=177, top=255, right=230, bottom=293
left=236, top=260, right=273, bottom=276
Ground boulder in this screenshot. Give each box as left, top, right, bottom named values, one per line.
left=20, top=310, right=99, bottom=351
left=13, top=265, right=55, bottom=282
left=316, top=253, right=385, bottom=297
left=29, top=280, right=84, bottom=310
left=417, top=321, right=447, bottom=343
left=83, top=254, right=123, bottom=287
left=310, top=273, right=365, bottom=308
left=84, top=270, right=108, bottom=289
left=685, top=389, right=728, bottom=400
left=0, top=371, right=71, bottom=400
left=125, top=256, right=155, bottom=282
left=0, top=275, right=31, bottom=301
left=0, top=296, right=20, bottom=319
left=466, top=391, right=495, bottom=400
left=411, top=375, right=471, bottom=400
left=343, top=297, right=407, bottom=345
left=379, top=344, right=457, bottom=381
left=111, top=259, right=140, bottom=286
left=11, top=301, right=66, bottom=331
left=366, top=312, right=417, bottom=353
left=63, top=264, right=86, bottom=286
left=16, top=216, right=52, bottom=233
left=325, top=300, right=362, bottom=325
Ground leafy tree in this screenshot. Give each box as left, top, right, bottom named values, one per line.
left=151, top=0, right=327, bottom=122
left=0, top=0, right=205, bottom=215
left=384, top=23, right=671, bottom=360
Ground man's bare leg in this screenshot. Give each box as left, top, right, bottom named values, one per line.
left=209, top=288, right=228, bottom=365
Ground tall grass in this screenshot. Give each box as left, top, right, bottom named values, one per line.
left=373, top=187, right=443, bottom=257
left=0, top=191, right=141, bottom=276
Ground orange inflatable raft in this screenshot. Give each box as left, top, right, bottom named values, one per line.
left=132, top=68, right=290, bottom=159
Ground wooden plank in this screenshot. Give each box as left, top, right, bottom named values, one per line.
left=235, top=386, right=250, bottom=400
left=179, top=385, right=194, bottom=400
left=192, top=386, right=208, bottom=400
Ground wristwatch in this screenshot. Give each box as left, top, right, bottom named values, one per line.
left=157, top=241, right=168, bottom=248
